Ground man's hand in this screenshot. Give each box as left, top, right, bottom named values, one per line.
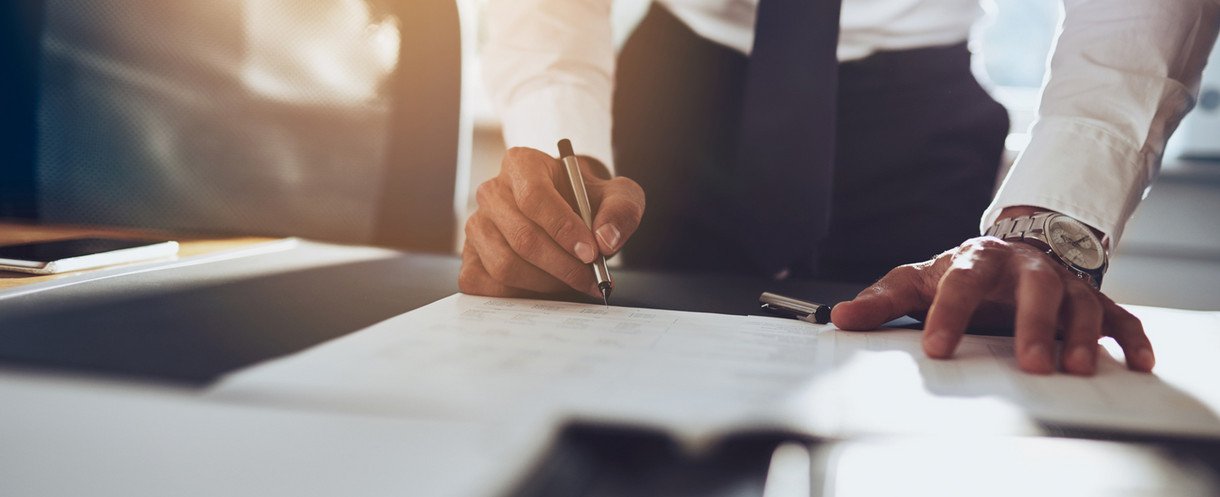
left=459, top=147, right=645, bottom=299
left=830, top=237, right=1154, bottom=376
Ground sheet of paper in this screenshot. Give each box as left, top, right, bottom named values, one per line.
left=210, top=293, right=843, bottom=446
left=210, top=294, right=1220, bottom=446
left=784, top=322, right=1220, bottom=438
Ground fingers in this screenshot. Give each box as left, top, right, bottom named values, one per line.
left=1011, top=258, right=1064, bottom=374
left=1058, top=282, right=1103, bottom=375
left=922, top=243, right=1008, bottom=360
left=466, top=189, right=600, bottom=297
left=503, top=148, right=600, bottom=264
left=831, top=261, right=941, bottom=331
left=461, top=147, right=636, bottom=299
left=1098, top=293, right=1155, bottom=372
left=458, top=238, right=534, bottom=298
left=465, top=214, right=578, bottom=295
left=588, top=176, right=645, bottom=256
left=858, top=237, right=1145, bottom=376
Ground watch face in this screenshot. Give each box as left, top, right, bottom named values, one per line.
left=1047, top=216, right=1106, bottom=270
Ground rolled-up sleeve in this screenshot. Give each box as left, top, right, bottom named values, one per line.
left=482, top=0, right=617, bottom=170
left=982, top=0, right=1220, bottom=245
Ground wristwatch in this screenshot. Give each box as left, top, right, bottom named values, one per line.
left=984, top=211, right=1108, bottom=290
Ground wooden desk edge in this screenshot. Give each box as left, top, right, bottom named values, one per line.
left=0, top=221, right=280, bottom=291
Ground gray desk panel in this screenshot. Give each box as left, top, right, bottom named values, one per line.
left=0, top=242, right=459, bottom=384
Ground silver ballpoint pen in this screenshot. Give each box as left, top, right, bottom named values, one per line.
left=558, top=139, right=613, bottom=305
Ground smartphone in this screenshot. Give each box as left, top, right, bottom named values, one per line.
left=0, top=237, right=179, bottom=275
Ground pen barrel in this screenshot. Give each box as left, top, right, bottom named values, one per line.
left=560, top=145, right=613, bottom=291
left=561, top=156, right=597, bottom=231
left=592, top=256, right=612, bottom=286
left=759, top=292, right=831, bottom=324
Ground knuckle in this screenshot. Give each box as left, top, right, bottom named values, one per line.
left=957, top=240, right=1012, bottom=271
left=548, top=216, right=582, bottom=241
left=1066, top=282, right=1100, bottom=306
left=475, top=181, right=496, bottom=206
left=1069, top=294, right=1104, bottom=334
left=482, top=253, right=515, bottom=283
left=879, top=264, right=936, bottom=297
left=1021, top=262, right=1062, bottom=287
left=503, top=147, right=535, bottom=166
left=504, top=223, right=541, bottom=254
left=1119, top=312, right=1144, bottom=330
left=619, top=197, right=646, bottom=225
left=962, top=236, right=1008, bottom=255
left=942, top=265, right=986, bottom=286
left=515, top=183, right=547, bottom=213
left=1079, top=297, right=1104, bottom=323
left=961, top=240, right=1009, bottom=265
left=464, top=214, right=481, bottom=239
left=1109, top=301, right=1140, bottom=322
left=458, top=262, right=481, bottom=294
left=886, top=264, right=920, bottom=281
left=1110, top=312, right=1146, bottom=338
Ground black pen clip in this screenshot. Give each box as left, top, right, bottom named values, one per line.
left=759, top=292, right=832, bottom=324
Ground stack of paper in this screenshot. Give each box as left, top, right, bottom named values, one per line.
left=209, top=294, right=1220, bottom=450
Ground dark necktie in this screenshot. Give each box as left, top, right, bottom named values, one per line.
left=732, top=0, right=842, bottom=276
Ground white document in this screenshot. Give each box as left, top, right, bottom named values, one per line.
left=210, top=294, right=1220, bottom=447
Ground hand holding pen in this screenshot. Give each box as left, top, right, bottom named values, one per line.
left=558, top=140, right=614, bottom=304
left=458, top=144, right=645, bottom=301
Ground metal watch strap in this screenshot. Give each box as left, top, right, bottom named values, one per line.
left=985, top=212, right=1103, bottom=290
left=984, top=212, right=1052, bottom=242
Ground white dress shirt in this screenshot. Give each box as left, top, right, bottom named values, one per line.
left=482, top=0, right=1220, bottom=246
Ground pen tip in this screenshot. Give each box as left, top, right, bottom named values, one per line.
left=599, top=284, right=611, bottom=306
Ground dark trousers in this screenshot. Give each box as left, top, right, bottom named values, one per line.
left=614, top=5, right=1009, bottom=283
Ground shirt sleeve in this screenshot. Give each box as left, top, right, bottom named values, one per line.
left=981, top=0, right=1220, bottom=246
left=481, top=0, right=617, bottom=172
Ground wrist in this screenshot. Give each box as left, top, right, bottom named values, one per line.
left=995, top=205, right=1104, bottom=241
left=996, top=205, right=1045, bottom=220
left=986, top=208, right=1109, bottom=290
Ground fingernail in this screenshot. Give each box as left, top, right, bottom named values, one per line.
left=1026, top=343, right=1054, bottom=374
left=1067, top=345, right=1094, bottom=374
left=596, top=224, right=621, bottom=251
left=574, top=242, right=595, bottom=263
left=1136, top=348, right=1156, bottom=371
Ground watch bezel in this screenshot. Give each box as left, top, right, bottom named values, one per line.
left=1042, top=214, right=1108, bottom=274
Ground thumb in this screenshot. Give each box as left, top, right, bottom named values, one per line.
left=590, top=176, right=645, bottom=257
left=831, top=264, right=935, bottom=330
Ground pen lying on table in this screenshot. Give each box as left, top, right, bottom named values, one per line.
left=759, top=292, right=832, bottom=324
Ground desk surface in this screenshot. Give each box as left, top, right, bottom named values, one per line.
left=0, top=221, right=871, bottom=385
left=0, top=221, right=277, bottom=291
left=3, top=222, right=1220, bottom=497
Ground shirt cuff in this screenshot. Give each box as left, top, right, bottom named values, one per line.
left=981, top=118, right=1152, bottom=247
left=499, top=86, right=616, bottom=174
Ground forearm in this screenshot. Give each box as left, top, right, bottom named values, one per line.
left=983, top=0, right=1220, bottom=243
left=482, top=0, right=617, bottom=170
